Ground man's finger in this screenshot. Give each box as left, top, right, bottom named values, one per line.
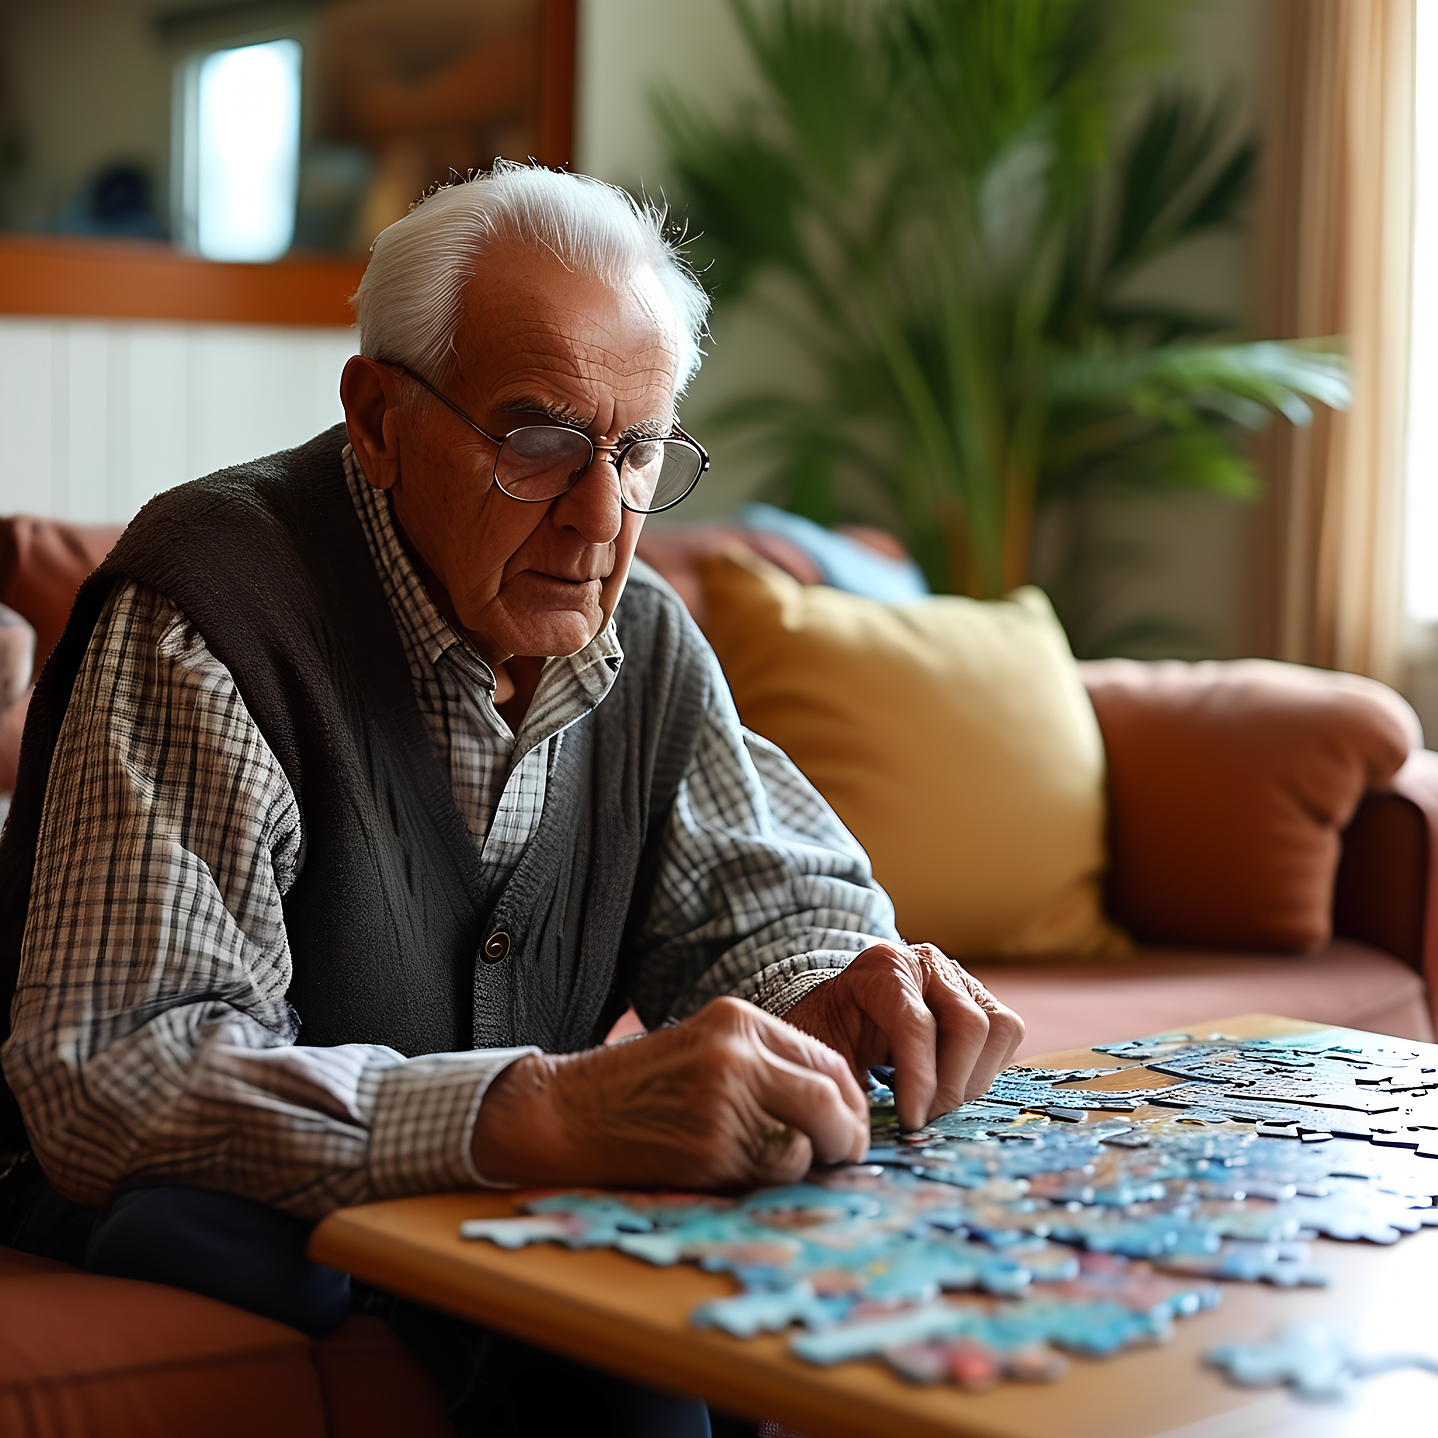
left=959, top=987, right=1025, bottom=1101
left=751, top=1046, right=869, bottom=1164
left=919, top=963, right=991, bottom=1121
left=861, top=978, right=940, bottom=1132
left=749, top=1006, right=871, bottom=1130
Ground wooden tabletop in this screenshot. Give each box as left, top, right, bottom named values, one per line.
left=308, top=1014, right=1438, bottom=1437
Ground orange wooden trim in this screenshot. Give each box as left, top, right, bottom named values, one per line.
left=0, top=235, right=367, bottom=327
left=538, top=0, right=577, bottom=168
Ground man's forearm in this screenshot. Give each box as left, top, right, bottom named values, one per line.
left=5, top=999, right=539, bottom=1220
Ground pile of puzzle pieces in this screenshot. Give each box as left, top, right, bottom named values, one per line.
left=461, top=1026, right=1438, bottom=1394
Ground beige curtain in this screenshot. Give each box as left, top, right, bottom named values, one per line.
left=1248, top=0, right=1414, bottom=684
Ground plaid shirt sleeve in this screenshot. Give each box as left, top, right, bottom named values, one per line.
left=1, top=582, right=535, bottom=1220
left=626, top=639, right=902, bottom=1028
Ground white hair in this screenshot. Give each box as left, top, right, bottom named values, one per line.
left=352, top=161, right=709, bottom=393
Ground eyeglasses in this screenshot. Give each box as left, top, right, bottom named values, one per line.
left=398, top=367, right=709, bottom=515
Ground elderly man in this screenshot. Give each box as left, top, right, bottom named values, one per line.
left=0, top=165, right=1021, bottom=1435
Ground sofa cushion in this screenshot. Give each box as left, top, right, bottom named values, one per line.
left=735, top=502, right=930, bottom=600
left=700, top=551, right=1127, bottom=959
left=969, top=937, right=1433, bottom=1060
left=636, top=525, right=819, bottom=624
left=0, top=1266, right=327, bottom=1437
left=1083, top=659, right=1420, bottom=953
left=311, top=1315, right=454, bottom=1438
left=0, top=517, right=123, bottom=676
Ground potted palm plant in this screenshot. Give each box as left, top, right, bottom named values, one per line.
left=656, top=0, right=1348, bottom=650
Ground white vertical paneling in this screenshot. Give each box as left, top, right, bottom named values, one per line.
left=127, top=326, right=193, bottom=514
left=65, top=324, right=112, bottom=521
left=0, top=318, right=357, bottom=524
left=106, top=326, right=132, bottom=521
left=48, top=329, right=69, bottom=518
left=0, top=323, right=56, bottom=517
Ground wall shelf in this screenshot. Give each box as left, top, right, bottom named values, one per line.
left=0, top=236, right=365, bottom=328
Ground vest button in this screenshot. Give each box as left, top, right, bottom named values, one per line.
left=481, top=931, right=511, bottom=963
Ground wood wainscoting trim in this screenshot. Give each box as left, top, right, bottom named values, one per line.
left=0, top=236, right=366, bottom=327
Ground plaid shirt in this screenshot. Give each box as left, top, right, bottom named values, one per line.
left=2, top=448, right=898, bottom=1219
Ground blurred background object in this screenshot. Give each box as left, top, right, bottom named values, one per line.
left=50, top=162, right=166, bottom=240
left=653, top=0, right=1351, bottom=658
left=0, top=0, right=576, bottom=527
left=315, top=0, right=544, bottom=250
left=179, top=37, right=303, bottom=261
left=0, top=0, right=575, bottom=256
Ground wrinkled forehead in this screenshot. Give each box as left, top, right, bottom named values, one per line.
left=454, top=241, right=681, bottom=382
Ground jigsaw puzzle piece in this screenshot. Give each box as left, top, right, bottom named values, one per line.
left=1010, top=1298, right=1176, bottom=1354
left=458, top=1216, right=577, bottom=1248
left=691, top=1281, right=838, bottom=1337
left=1036, top=1203, right=1230, bottom=1258
left=860, top=1236, right=1037, bottom=1302
left=1207, top=1323, right=1357, bottom=1400
left=924, top=1101, right=1051, bottom=1141
left=739, top=1184, right=884, bottom=1218
left=791, top=1303, right=977, bottom=1365
left=1156, top=1239, right=1327, bottom=1287
left=1038, top=1254, right=1220, bottom=1320
left=615, top=1211, right=788, bottom=1268
left=522, top=1193, right=656, bottom=1245
left=1280, top=1185, right=1429, bottom=1243
left=1092, top=1034, right=1200, bottom=1061
left=882, top=1336, right=1068, bottom=1390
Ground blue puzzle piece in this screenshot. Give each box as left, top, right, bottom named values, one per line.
left=692, top=1281, right=838, bottom=1337
left=1157, top=1239, right=1327, bottom=1287
left=1207, top=1323, right=1358, bottom=1400
left=523, top=1193, right=657, bottom=1246
left=457, top=1024, right=1438, bottom=1396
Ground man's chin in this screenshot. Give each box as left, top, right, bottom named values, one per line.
left=487, top=607, right=603, bottom=661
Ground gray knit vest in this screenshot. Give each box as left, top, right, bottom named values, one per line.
left=0, top=425, right=712, bottom=1146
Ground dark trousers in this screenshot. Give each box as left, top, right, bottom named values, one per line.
left=0, top=1159, right=716, bottom=1438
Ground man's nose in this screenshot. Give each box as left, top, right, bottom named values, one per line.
left=551, top=449, right=624, bottom=543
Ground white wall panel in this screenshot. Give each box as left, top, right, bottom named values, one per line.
left=0, top=322, right=56, bottom=517
left=0, top=318, right=358, bottom=524
left=64, top=324, right=112, bottom=521
left=127, top=328, right=192, bottom=512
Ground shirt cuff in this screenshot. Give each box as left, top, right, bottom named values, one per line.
left=366, top=1047, right=539, bottom=1198
left=756, top=968, right=842, bottom=1017
left=748, top=949, right=868, bottom=1018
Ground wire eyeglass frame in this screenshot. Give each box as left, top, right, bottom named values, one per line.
left=396, top=365, right=709, bottom=515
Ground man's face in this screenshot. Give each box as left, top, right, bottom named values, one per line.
left=379, top=244, right=681, bottom=665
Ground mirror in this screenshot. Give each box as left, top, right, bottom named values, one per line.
left=0, top=0, right=575, bottom=258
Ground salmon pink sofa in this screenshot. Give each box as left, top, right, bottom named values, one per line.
left=0, top=512, right=1434, bottom=1436
left=635, top=525, right=1438, bottom=1058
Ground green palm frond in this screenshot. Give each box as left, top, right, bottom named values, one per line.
left=1048, top=341, right=1351, bottom=426
left=655, top=0, right=1351, bottom=613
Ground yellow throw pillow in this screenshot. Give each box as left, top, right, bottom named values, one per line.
left=699, top=550, right=1128, bottom=959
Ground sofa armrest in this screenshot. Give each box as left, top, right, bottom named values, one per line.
left=1335, top=751, right=1438, bottom=1020
left=1079, top=658, right=1418, bottom=953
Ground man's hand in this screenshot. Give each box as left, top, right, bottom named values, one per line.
left=471, top=997, right=869, bottom=1189
left=784, top=944, right=1024, bottom=1131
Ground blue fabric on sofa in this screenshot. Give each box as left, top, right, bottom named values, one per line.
left=736, top=503, right=929, bottom=602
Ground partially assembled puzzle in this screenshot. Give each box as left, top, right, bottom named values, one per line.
left=461, top=1026, right=1438, bottom=1396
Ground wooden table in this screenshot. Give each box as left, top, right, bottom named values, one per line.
left=309, top=1014, right=1438, bottom=1437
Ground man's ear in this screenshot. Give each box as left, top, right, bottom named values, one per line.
left=340, top=356, right=405, bottom=491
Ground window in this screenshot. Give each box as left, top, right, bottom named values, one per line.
left=1407, top=4, right=1438, bottom=621
left=175, top=39, right=303, bottom=263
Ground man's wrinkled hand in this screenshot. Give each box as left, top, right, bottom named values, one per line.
left=782, top=943, right=1024, bottom=1131
left=471, top=997, right=869, bottom=1189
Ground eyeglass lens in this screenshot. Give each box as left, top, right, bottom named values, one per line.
left=497, top=427, right=704, bottom=513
